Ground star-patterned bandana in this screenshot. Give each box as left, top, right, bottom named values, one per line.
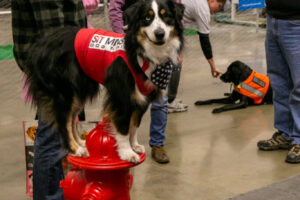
left=150, top=62, right=173, bottom=90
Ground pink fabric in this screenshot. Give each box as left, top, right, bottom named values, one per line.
left=82, top=0, right=100, bottom=28
left=108, top=0, right=125, bottom=34
left=22, top=73, right=32, bottom=102
left=82, top=0, right=100, bottom=14
left=87, top=21, right=94, bottom=29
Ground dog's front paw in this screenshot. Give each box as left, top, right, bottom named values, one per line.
left=212, top=108, right=223, bottom=114
left=77, top=139, right=86, bottom=147
left=71, top=146, right=89, bottom=157
left=132, top=144, right=145, bottom=154
left=118, top=149, right=140, bottom=164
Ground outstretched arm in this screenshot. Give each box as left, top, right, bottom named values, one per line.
left=198, top=32, right=222, bottom=78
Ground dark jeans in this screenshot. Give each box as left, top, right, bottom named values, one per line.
left=168, top=63, right=182, bottom=103
left=33, top=120, right=66, bottom=200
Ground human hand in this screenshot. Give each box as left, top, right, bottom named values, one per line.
left=211, top=66, right=222, bottom=78
left=82, top=0, right=100, bottom=14
left=178, top=52, right=183, bottom=63
left=123, top=25, right=128, bottom=31
left=207, top=58, right=222, bottom=78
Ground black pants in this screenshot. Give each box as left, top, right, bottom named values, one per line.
left=168, top=63, right=182, bottom=103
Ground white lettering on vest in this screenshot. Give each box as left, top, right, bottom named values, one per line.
left=89, top=34, right=125, bottom=52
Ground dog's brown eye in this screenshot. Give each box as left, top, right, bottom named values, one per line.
left=160, top=9, right=166, bottom=15
left=148, top=10, right=154, bottom=16
left=145, top=10, right=154, bottom=21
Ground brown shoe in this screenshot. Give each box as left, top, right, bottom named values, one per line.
left=286, top=145, right=300, bottom=164
left=257, top=131, right=292, bottom=150
left=151, top=145, right=170, bottom=164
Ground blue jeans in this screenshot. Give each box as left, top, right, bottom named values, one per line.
left=33, top=120, right=66, bottom=200
left=265, top=15, right=300, bottom=144
left=149, top=92, right=168, bottom=147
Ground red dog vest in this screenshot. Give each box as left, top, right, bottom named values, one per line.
left=74, top=28, right=155, bottom=96
left=235, top=70, right=270, bottom=104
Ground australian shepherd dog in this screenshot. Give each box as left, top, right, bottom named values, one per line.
left=25, top=0, right=184, bottom=163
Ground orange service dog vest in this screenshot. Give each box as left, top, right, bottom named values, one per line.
left=235, top=70, right=270, bottom=104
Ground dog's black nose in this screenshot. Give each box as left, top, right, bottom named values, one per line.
left=154, top=28, right=165, bottom=41
left=220, top=74, right=227, bottom=82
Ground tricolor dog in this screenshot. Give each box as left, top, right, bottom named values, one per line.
left=25, top=0, right=184, bottom=163
left=195, top=61, right=273, bottom=113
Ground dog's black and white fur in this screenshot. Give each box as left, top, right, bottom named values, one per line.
left=25, top=0, right=184, bottom=163
left=195, top=61, right=273, bottom=113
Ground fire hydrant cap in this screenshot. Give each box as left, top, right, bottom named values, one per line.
left=67, top=120, right=146, bottom=170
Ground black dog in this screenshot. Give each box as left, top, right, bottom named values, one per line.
left=195, top=61, right=273, bottom=113
left=25, top=0, right=184, bottom=163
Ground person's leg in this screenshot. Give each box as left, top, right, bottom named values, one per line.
left=167, top=63, right=188, bottom=113
left=33, top=120, right=66, bottom=200
left=257, top=15, right=293, bottom=150
left=149, top=92, right=169, bottom=163
left=150, top=94, right=168, bottom=147
left=276, top=18, right=300, bottom=163
left=277, top=19, right=300, bottom=145
left=266, top=15, right=294, bottom=138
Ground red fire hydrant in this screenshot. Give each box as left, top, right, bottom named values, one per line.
left=60, top=119, right=146, bottom=200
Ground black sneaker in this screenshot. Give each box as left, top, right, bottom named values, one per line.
left=286, top=145, right=300, bottom=163
left=257, top=131, right=292, bottom=150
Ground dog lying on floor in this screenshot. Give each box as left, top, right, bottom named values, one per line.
left=25, top=0, right=184, bottom=163
left=195, top=60, right=273, bottom=113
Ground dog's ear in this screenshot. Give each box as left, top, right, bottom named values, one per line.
left=221, top=61, right=242, bottom=85
left=231, top=66, right=242, bottom=84
left=173, top=2, right=185, bottom=21
left=123, top=1, right=143, bottom=28
left=238, top=61, right=253, bottom=80
left=229, top=60, right=253, bottom=84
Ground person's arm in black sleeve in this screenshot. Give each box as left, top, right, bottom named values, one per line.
left=198, top=31, right=222, bottom=78
left=198, top=32, right=212, bottom=59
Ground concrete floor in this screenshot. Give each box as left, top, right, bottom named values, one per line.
left=1, top=9, right=300, bottom=200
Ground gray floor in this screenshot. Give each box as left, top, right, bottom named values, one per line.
left=1, top=10, right=300, bottom=200
left=230, top=175, right=300, bottom=200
